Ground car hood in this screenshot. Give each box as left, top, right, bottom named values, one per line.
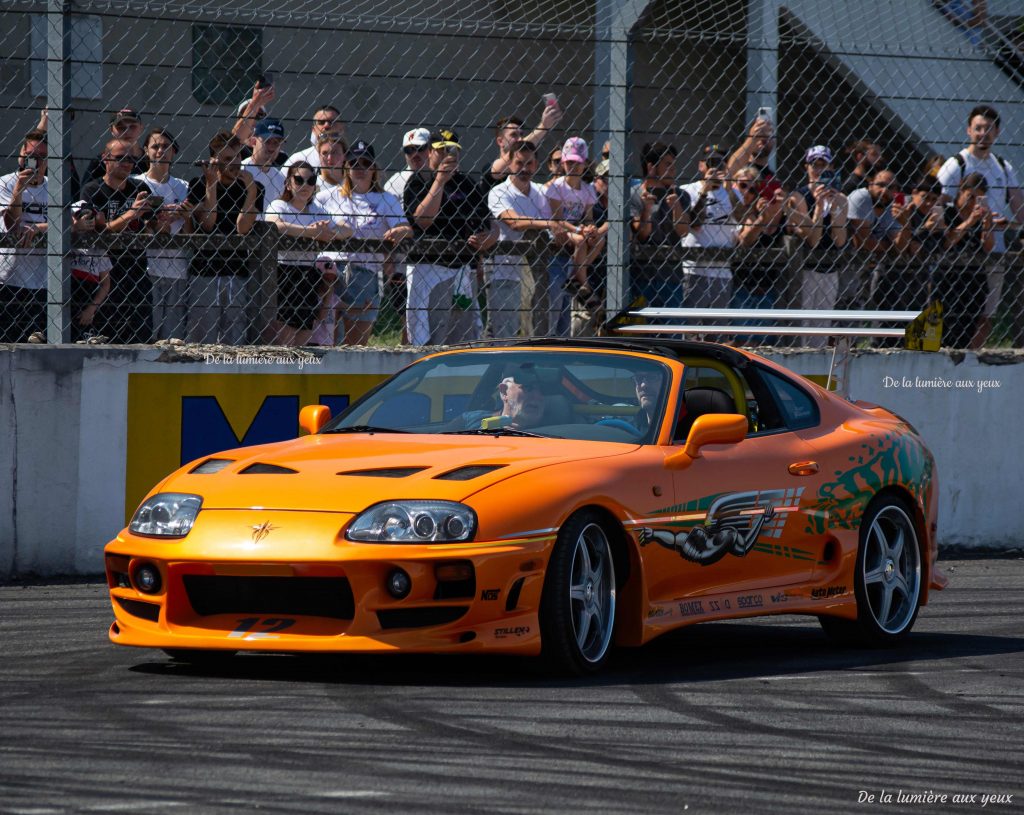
left=163, top=432, right=641, bottom=512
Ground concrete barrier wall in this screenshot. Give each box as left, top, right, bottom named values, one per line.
left=1, top=345, right=1020, bottom=578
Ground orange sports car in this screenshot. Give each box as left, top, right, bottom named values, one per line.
left=105, top=338, right=945, bottom=674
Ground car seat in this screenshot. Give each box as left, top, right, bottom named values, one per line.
left=675, top=387, right=738, bottom=441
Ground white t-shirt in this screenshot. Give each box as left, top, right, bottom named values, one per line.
left=680, top=182, right=735, bottom=279
left=0, top=173, right=48, bottom=289
left=133, top=173, right=190, bottom=279
left=384, top=169, right=414, bottom=202
left=937, top=149, right=1019, bottom=253
left=265, top=198, right=331, bottom=265
left=316, top=188, right=405, bottom=273
left=240, top=159, right=286, bottom=217
left=315, top=177, right=343, bottom=197
left=488, top=179, right=552, bottom=280
left=286, top=145, right=320, bottom=171
left=544, top=176, right=597, bottom=224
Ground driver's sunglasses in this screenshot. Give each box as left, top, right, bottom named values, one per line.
left=403, top=145, right=428, bottom=156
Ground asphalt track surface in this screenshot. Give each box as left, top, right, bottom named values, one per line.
left=1, top=557, right=1022, bottom=815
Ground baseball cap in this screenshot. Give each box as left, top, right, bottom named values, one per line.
left=804, top=145, right=833, bottom=164
left=253, top=118, right=285, bottom=140
left=110, top=108, right=141, bottom=126
left=562, top=137, right=588, bottom=163
left=348, top=139, right=376, bottom=161
left=702, top=143, right=728, bottom=161
left=430, top=129, right=461, bottom=150
left=402, top=127, right=430, bottom=148
left=235, top=98, right=267, bottom=120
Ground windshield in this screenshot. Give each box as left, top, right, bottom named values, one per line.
left=325, top=350, right=673, bottom=444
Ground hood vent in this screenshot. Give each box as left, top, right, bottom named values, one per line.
left=434, top=464, right=507, bottom=481
left=190, top=458, right=235, bottom=474
left=239, top=463, right=299, bottom=475
left=338, top=467, right=428, bottom=478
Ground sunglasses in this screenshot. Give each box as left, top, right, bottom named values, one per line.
left=314, top=118, right=338, bottom=127
left=106, top=154, right=134, bottom=163
left=403, top=145, right=428, bottom=156
left=347, top=159, right=374, bottom=170
left=291, top=175, right=317, bottom=186
left=735, top=181, right=755, bottom=190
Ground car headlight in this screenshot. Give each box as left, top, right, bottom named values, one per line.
left=130, top=493, right=203, bottom=538
left=347, top=500, right=477, bottom=543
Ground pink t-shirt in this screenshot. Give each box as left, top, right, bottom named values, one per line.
left=544, top=176, right=597, bottom=224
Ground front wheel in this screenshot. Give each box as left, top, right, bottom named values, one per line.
left=819, top=496, right=922, bottom=646
left=540, top=511, right=618, bottom=675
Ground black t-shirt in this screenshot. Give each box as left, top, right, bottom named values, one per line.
left=186, top=175, right=262, bottom=276
left=81, top=176, right=149, bottom=285
left=479, top=161, right=505, bottom=192
left=629, top=184, right=691, bottom=248
left=83, top=152, right=149, bottom=187
left=404, top=170, right=491, bottom=268
left=942, top=203, right=987, bottom=255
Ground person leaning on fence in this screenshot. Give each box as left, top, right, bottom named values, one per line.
left=241, top=118, right=288, bottom=218
left=544, top=146, right=563, bottom=188
left=570, top=158, right=609, bottom=337
left=264, top=161, right=348, bottom=347
left=133, top=127, right=192, bottom=341
left=680, top=144, right=737, bottom=310
left=0, top=128, right=49, bottom=342
left=315, top=134, right=347, bottom=196
left=937, top=104, right=1024, bottom=347
left=544, top=137, right=602, bottom=337
left=286, top=105, right=346, bottom=171
left=629, top=142, right=690, bottom=309
left=841, top=140, right=884, bottom=195
left=936, top=172, right=996, bottom=349
left=479, top=105, right=563, bottom=192
left=316, top=141, right=412, bottom=346
left=185, top=130, right=261, bottom=345
left=83, top=109, right=148, bottom=186
left=786, top=145, right=849, bottom=344
left=892, top=175, right=945, bottom=261
left=81, top=138, right=158, bottom=344
left=488, top=139, right=564, bottom=339
left=404, top=129, right=493, bottom=345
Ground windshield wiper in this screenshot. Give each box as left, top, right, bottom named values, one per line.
left=442, top=428, right=550, bottom=438
left=322, top=425, right=410, bottom=434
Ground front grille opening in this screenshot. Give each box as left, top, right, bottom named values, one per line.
left=376, top=606, right=468, bottom=630
left=183, top=575, right=354, bottom=620
left=505, top=577, right=526, bottom=611
left=116, top=596, right=161, bottom=622
left=238, top=463, right=298, bottom=475
left=190, top=458, right=235, bottom=474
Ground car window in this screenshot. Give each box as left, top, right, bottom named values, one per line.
left=756, top=368, right=820, bottom=430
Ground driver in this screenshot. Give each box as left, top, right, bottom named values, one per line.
left=632, top=369, right=664, bottom=433
left=487, top=366, right=547, bottom=429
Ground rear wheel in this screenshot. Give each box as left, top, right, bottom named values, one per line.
left=819, top=496, right=922, bottom=646
left=540, top=511, right=617, bottom=675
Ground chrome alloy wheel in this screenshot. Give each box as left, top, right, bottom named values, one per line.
left=568, top=522, right=617, bottom=663
left=861, top=504, right=921, bottom=634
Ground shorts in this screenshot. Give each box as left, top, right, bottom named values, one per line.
left=276, top=264, right=323, bottom=331
left=342, top=262, right=381, bottom=321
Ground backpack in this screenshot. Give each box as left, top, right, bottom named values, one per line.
left=952, top=152, right=1010, bottom=204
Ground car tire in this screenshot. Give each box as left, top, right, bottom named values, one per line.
left=540, top=510, right=617, bottom=675
left=818, top=495, right=923, bottom=646
left=163, top=648, right=238, bottom=665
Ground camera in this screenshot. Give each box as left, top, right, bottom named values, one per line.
left=819, top=169, right=842, bottom=191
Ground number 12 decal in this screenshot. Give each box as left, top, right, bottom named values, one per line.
left=228, top=617, right=296, bottom=638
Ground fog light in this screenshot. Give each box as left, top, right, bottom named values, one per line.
left=133, top=562, right=161, bottom=594
left=386, top=568, right=411, bottom=599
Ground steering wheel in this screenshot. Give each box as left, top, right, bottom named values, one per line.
left=596, top=417, right=643, bottom=437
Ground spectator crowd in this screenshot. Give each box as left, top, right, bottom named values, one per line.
left=0, top=90, right=1020, bottom=350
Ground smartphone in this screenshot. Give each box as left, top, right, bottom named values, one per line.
left=893, top=191, right=906, bottom=206
left=819, top=169, right=841, bottom=190
left=445, top=146, right=459, bottom=156
left=24, top=156, right=41, bottom=173
left=256, top=72, right=273, bottom=89
left=145, top=195, right=165, bottom=209
left=542, top=93, right=559, bottom=109
left=756, top=106, right=773, bottom=125
left=976, top=194, right=988, bottom=208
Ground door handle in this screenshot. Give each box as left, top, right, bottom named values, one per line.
left=788, top=461, right=819, bottom=476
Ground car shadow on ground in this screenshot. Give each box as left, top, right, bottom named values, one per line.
left=127, top=619, right=1024, bottom=688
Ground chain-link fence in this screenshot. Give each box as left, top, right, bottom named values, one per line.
left=1, top=0, right=1022, bottom=349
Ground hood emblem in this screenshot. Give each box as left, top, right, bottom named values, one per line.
left=250, top=521, right=278, bottom=544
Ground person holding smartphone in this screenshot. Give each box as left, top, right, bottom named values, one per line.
left=81, top=137, right=157, bottom=344
left=0, top=128, right=49, bottom=342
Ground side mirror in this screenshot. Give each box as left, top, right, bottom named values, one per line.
left=664, top=413, right=748, bottom=470
left=299, top=404, right=332, bottom=436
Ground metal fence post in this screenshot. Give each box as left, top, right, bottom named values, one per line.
left=596, top=0, right=649, bottom=321
left=747, top=0, right=779, bottom=167
left=45, top=0, right=71, bottom=343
